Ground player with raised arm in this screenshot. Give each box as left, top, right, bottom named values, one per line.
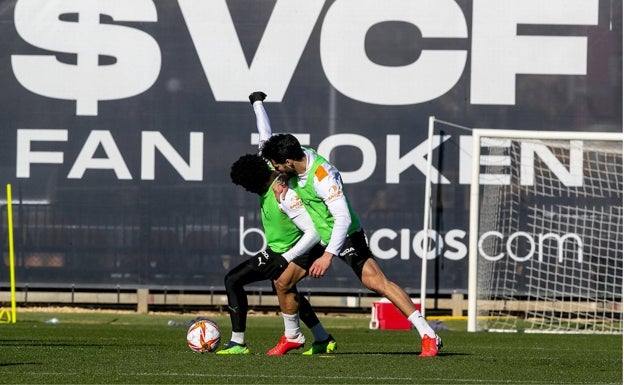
left=257, top=94, right=443, bottom=357
left=249, top=91, right=338, bottom=355
left=217, top=93, right=336, bottom=356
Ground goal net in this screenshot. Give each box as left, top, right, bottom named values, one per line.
left=467, top=130, right=622, bottom=334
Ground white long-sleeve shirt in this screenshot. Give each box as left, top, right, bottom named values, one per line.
left=279, top=188, right=320, bottom=262
left=253, top=100, right=353, bottom=256
left=295, top=149, right=352, bottom=256
left=253, top=101, right=272, bottom=151
left=252, top=100, right=319, bottom=262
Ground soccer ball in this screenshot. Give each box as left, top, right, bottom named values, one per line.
left=186, top=319, right=221, bottom=353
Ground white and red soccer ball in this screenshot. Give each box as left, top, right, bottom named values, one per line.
left=186, top=319, right=221, bottom=353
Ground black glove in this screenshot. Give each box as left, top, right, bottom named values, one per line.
left=249, top=91, right=267, bottom=105
left=252, top=249, right=288, bottom=280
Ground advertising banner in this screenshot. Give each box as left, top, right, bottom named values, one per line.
left=0, top=0, right=621, bottom=294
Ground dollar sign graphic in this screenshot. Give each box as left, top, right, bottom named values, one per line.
left=11, top=0, right=161, bottom=116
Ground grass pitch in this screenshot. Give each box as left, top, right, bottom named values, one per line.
left=0, top=309, right=621, bottom=384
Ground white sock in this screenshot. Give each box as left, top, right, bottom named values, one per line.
left=407, top=310, right=436, bottom=338
left=309, top=323, right=330, bottom=342
left=231, top=331, right=245, bottom=345
left=282, top=312, right=301, bottom=339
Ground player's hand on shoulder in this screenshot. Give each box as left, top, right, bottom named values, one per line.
left=272, top=175, right=289, bottom=202
left=249, top=91, right=267, bottom=105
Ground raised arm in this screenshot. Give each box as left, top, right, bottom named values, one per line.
left=249, top=91, right=272, bottom=150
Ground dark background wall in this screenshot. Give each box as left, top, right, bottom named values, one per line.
left=0, top=0, right=621, bottom=294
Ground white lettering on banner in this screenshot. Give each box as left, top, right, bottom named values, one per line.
left=11, top=0, right=161, bottom=116
left=141, top=132, right=203, bottom=181
left=179, top=0, right=324, bottom=101
left=340, top=134, right=584, bottom=185
left=239, top=216, right=267, bottom=255
left=478, top=231, right=584, bottom=262
left=460, top=136, right=584, bottom=187
left=238, top=217, right=583, bottom=262
left=471, top=0, right=599, bottom=104
left=16, top=129, right=67, bottom=178
left=17, top=129, right=203, bottom=181
left=320, top=0, right=468, bottom=105
left=368, top=229, right=400, bottom=260
left=477, top=137, right=513, bottom=185
left=520, top=141, right=583, bottom=186
left=67, top=130, right=132, bottom=179
left=443, top=229, right=468, bottom=261
left=16, top=131, right=588, bottom=184
left=386, top=134, right=451, bottom=184
left=10, top=0, right=599, bottom=113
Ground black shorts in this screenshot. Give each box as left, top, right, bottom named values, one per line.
left=291, top=243, right=325, bottom=271
left=336, top=229, right=374, bottom=278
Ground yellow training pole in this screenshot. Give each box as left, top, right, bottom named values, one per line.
left=6, top=184, right=16, bottom=323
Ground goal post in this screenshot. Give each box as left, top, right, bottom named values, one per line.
left=468, top=129, right=623, bottom=334
left=421, top=116, right=473, bottom=317
left=420, top=116, right=436, bottom=317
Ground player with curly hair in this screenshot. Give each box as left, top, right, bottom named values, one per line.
left=217, top=94, right=336, bottom=356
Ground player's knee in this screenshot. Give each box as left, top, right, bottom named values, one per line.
left=274, top=277, right=293, bottom=293
left=224, top=272, right=236, bottom=290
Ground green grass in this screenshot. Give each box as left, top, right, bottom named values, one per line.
left=0, top=309, right=621, bottom=384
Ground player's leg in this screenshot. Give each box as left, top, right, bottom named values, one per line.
left=291, top=246, right=337, bottom=355
left=269, top=245, right=336, bottom=355
left=287, top=244, right=336, bottom=350
left=298, top=292, right=337, bottom=355
left=362, top=262, right=443, bottom=357
left=275, top=263, right=306, bottom=338
left=274, top=263, right=306, bottom=314
left=273, top=243, right=324, bottom=315
left=343, top=230, right=442, bottom=357
left=359, top=259, right=417, bottom=316
left=274, top=263, right=337, bottom=355
left=217, top=259, right=264, bottom=354
left=267, top=263, right=306, bottom=355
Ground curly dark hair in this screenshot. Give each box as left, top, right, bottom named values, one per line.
left=261, top=134, right=305, bottom=164
left=230, top=153, right=272, bottom=195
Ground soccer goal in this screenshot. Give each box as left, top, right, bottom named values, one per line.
left=467, top=129, right=623, bottom=334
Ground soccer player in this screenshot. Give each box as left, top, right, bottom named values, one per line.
left=218, top=93, right=336, bottom=356
left=257, top=94, right=443, bottom=357
left=224, top=154, right=335, bottom=356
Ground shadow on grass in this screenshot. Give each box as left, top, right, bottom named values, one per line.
left=0, top=339, right=163, bottom=348
left=0, top=362, right=42, bottom=367
left=294, top=352, right=467, bottom=357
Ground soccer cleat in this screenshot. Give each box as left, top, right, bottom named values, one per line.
left=216, top=341, right=250, bottom=355
left=266, top=334, right=305, bottom=356
left=302, top=334, right=337, bottom=355
left=419, top=334, right=443, bottom=357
